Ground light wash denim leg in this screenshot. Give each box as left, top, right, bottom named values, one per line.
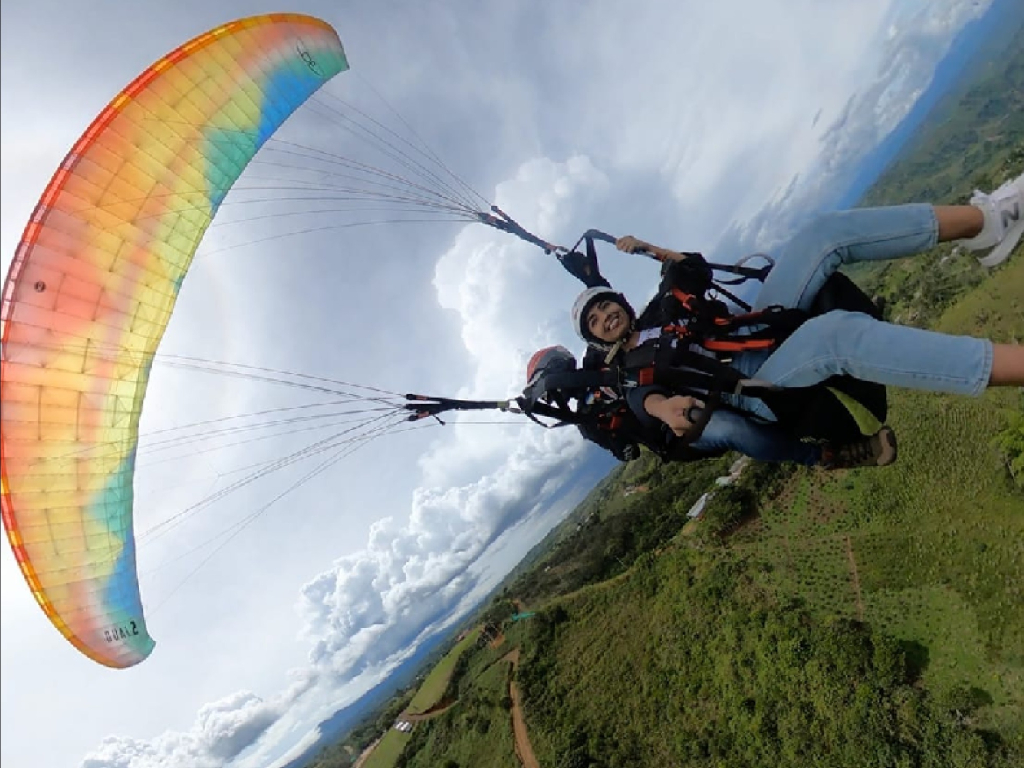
left=689, top=409, right=822, bottom=465
left=754, top=204, right=939, bottom=311
left=725, top=205, right=994, bottom=421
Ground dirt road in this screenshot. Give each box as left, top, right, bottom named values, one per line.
left=844, top=534, right=865, bottom=621
left=502, top=648, right=540, bottom=768
left=402, top=699, right=458, bottom=722
left=351, top=736, right=381, bottom=768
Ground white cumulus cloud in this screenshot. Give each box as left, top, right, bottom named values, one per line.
left=81, top=692, right=282, bottom=768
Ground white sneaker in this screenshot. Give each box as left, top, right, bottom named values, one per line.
left=959, top=171, right=1024, bottom=267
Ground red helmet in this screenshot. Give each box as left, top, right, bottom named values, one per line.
left=526, top=346, right=577, bottom=387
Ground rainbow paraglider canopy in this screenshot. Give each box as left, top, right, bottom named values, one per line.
left=0, top=14, right=348, bottom=668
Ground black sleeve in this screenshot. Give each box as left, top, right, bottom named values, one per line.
left=556, top=248, right=610, bottom=289
left=576, top=423, right=640, bottom=462
left=625, top=385, right=674, bottom=431
left=657, top=253, right=714, bottom=296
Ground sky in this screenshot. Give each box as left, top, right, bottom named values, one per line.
left=0, top=1, right=994, bottom=767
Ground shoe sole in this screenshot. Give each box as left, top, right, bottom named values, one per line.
left=978, top=217, right=1024, bottom=267
left=876, top=426, right=897, bottom=466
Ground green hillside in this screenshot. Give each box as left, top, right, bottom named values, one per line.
left=406, top=628, right=482, bottom=714
left=403, top=251, right=1022, bottom=766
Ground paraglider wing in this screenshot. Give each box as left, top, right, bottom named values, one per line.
left=0, top=14, right=348, bottom=668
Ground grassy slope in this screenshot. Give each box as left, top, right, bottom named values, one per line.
left=719, top=25, right=1024, bottom=746
left=361, top=731, right=412, bottom=768
left=393, top=631, right=523, bottom=768
left=354, top=628, right=485, bottom=768
left=731, top=284, right=1024, bottom=741
left=511, top=292, right=1023, bottom=761
left=403, top=654, right=519, bottom=768
left=515, top=546, right=1018, bottom=767
left=405, top=627, right=482, bottom=714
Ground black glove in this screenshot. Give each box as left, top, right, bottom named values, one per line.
left=557, top=250, right=610, bottom=289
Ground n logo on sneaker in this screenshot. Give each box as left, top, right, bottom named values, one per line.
left=1002, top=202, right=1021, bottom=228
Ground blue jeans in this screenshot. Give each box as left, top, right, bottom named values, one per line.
left=690, top=409, right=823, bottom=465
left=690, top=204, right=994, bottom=462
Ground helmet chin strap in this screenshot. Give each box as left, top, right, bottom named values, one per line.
left=582, top=321, right=632, bottom=356
left=603, top=336, right=627, bottom=365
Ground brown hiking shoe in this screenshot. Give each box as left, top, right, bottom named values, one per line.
left=821, top=426, right=897, bottom=469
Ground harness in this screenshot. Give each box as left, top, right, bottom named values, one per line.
left=517, top=367, right=723, bottom=462
left=619, top=266, right=889, bottom=445
left=402, top=225, right=887, bottom=459
left=526, top=256, right=889, bottom=449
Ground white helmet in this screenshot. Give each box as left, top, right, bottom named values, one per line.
left=570, top=286, right=635, bottom=346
